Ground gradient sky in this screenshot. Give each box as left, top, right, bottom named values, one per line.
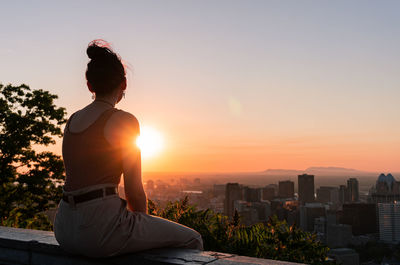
left=1, top=1, right=399, bottom=173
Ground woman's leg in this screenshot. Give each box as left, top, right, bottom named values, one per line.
left=117, top=212, right=203, bottom=254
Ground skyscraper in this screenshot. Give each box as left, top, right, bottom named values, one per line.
left=243, top=187, right=261, bottom=202
left=278, top=180, right=295, bottom=198
left=300, top=202, right=325, bottom=232
left=340, top=203, right=377, bottom=235
left=378, top=202, right=400, bottom=243
left=339, top=185, right=349, bottom=204
left=224, top=183, right=242, bottom=218
left=347, top=178, right=359, bottom=202
left=316, top=186, right=339, bottom=204
left=262, top=184, right=277, bottom=201
left=298, top=174, right=315, bottom=204
left=371, top=174, right=400, bottom=203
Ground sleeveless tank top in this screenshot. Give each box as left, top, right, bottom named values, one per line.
left=62, top=108, right=122, bottom=191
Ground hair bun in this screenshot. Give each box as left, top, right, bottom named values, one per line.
left=86, top=39, right=113, bottom=60
left=85, top=39, right=126, bottom=95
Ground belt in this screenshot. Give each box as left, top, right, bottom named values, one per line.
left=62, top=187, right=117, bottom=205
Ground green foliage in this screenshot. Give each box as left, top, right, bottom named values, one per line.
left=0, top=83, right=66, bottom=230
left=149, top=197, right=331, bottom=264
left=1, top=207, right=52, bottom=231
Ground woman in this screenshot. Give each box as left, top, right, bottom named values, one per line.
left=54, top=40, right=203, bottom=257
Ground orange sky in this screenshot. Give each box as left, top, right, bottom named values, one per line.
left=3, top=2, right=400, bottom=173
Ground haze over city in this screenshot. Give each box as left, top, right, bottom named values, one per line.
left=1, top=1, right=399, bottom=173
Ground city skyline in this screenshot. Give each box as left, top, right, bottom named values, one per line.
left=1, top=1, right=400, bottom=173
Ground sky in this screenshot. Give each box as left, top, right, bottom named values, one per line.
left=1, top=1, right=399, bottom=173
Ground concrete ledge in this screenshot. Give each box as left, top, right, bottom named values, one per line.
left=0, top=226, right=302, bottom=265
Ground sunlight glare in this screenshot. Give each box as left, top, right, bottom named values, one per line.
left=135, top=126, right=164, bottom=159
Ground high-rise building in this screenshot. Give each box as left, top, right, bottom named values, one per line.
left=340, top=203, right=377, bottom=235
left=378, top=202, right=400, bottom=243
left=243, top=187, right=261, bottom=202
left=339, top=185, right=349, bottom=204
left=300, top=202, right=325, bottom=232
left=233, top=200, right=271, bottom=226
left=213, top=184, right=225, bottom=197
left=317, top=186, right=339, bottom=204
left=278, top=180, right=294, bottom=198
left=298, top=174, right=315, bottom=204
left=347, top=178, right=359, bottom=202
left=262, top=185, right=277, bottom=201
left=371, top=174, right=400, bottom=203
left=224, top=183, right=242, bottom=218
left=326, top=224, right=352, bottom=248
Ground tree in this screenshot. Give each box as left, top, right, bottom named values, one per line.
left=0, top=83, right=66, bottom=230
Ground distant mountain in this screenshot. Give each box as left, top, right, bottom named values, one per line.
left=305, top=167, right=377, bottom=177
left=262, top=169, right=303, bottom=176
left=262, top=167, right=378, bottom=177
left=306, top=167, right=358, bottom=172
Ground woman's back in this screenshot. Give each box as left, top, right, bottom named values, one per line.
left=62, top=105, right=122, bottom=191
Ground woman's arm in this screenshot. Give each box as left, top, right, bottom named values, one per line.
left=106, top=111, right=147, bottom=213
left=121, top=113, right=147, bottom=213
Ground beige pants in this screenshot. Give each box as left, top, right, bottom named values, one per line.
left=54, top=183, right=203, bottom=257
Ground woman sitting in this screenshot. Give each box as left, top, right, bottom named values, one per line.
left=54, top=40, right=203, bottom=257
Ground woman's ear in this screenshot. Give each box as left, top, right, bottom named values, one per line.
left=87, top=81, right=94, bottom=93
left=121, top=79, right=127, bottom=91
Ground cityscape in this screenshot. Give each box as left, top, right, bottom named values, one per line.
left=127, top=170, right=400, bottom=264
left=1, top=1, right=400, bottom=265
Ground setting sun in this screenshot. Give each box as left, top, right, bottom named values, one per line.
left=136, top=126, right=164, bottom=159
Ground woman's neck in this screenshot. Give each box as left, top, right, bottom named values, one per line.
left=93, top=94, right=118, bottom=107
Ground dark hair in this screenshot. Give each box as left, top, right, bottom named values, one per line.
left=85, top=40, right=126, bottom=96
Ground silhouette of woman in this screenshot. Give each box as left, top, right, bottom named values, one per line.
left=54, top=40, right=203, bottom=257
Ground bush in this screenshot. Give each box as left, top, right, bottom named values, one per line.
left=149, top=197, right=331, bottom=264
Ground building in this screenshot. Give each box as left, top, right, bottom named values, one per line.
left=316, top=186, right=339, bottom=204
left=270, top=199, right=287, bottom=221
left=278, top=180, right=294, bottom=198
left=378, top=202, right=400, bottom=243
left=300, top=202, right=325, bottom=232
left=209, top=197, right=224, bottom=213
left=213, top=184, right=225, bottom=197
left=234, top=200, right=271, bottom=226
left=243, top=187, right=261, bottom=202
left=314, top=217, right=326, bottom=242
left=328, top=248, right=359, bottom=265
left=347, top=178, right=359, bottom=202
left=298, top=174, right=314, bottom=204
left=262, top=184, right=277, bottom=201
left=252, top=201, right=271, bottom=223
left=371, top=173, right=400, bottom=203
left=270, top=198, right=298, bottom=222
left=339, top=185, right=349, bottom=204
left=326, top=224, right=352, bottom=248
left=224, top=183, right=242, bottom=218
left=376, top=173, right=397, bottom=193
left=340, top=203, right=377, bottom=235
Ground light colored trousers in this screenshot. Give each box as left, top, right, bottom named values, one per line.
left=54, top=183, right=203, bottom=257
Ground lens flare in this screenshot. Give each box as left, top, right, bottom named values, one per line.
left=135, top=126, right=164, bottom=159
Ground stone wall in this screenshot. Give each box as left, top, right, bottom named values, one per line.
left=0, top=226, right=302, bottom=265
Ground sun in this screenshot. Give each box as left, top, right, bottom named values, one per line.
left=135, top=126, right=164, bottom=159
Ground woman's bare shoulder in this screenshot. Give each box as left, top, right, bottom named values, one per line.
left=111, top=109, right=139, bottom=129
left=104, top=109, right=140, bottom=146
left=111, top=109, right=139, bottom=125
